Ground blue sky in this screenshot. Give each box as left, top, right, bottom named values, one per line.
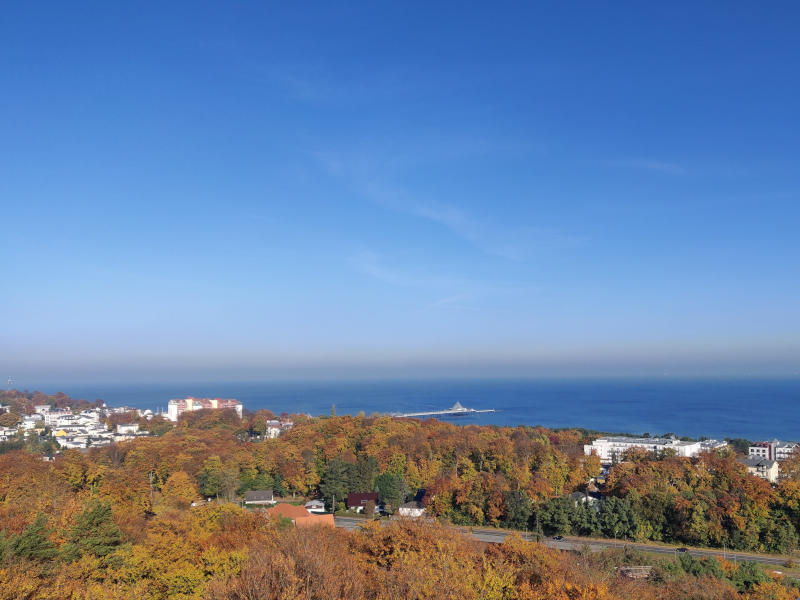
left=2, top=2, right=799, bottom=381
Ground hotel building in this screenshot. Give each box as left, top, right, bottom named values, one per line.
left=167, top=397, right=243, bottom=421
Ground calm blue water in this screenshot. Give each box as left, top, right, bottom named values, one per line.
left=22, top=378, right=800, bottom=441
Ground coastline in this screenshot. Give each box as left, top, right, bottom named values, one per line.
left=14, top=376, right=800, bottom=441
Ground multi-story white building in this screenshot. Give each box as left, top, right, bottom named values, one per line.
left=42, top=409, right=72, bottom=427
left=20, top=415, right=44, bottom=430
left=116, top=423, right=140, bottom=435
left=167, top=397, right=243, bottom=422
left=584, top=436, right=727, bottom=464
left=749, top=440, right=797, bottom=462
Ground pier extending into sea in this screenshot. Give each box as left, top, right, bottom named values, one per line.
left=393, top=402, right=496, bottom=419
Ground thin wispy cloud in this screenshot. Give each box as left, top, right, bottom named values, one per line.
left=257, top=62, right=418, bottom=108
left=349, top=249, right=468, bottom=290
left=348, top=248, right=537, bottom=312
left=427, top=294, right=481, bottom=312
left=605, top=158, right=688, bottom=175
left=411, top=202, right=583, bottom=261
left=317, top=149, right=583, bottom=261
left=349, top=249, right=421, bottom=287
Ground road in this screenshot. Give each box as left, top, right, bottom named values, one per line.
left=333, top=517, right=791, bottom=568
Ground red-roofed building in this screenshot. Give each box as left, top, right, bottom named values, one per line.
left=266, top=503, right=334, bottom=528
left=266, top=503, right=312, bottom=521
left=346, top=492, right=379, bottom=513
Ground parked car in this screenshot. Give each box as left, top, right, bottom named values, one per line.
left=552, top=535, right=564, bottom=541
left=677, top=547, right=689, bottom=553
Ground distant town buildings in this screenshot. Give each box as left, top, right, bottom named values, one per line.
left=42, top=409, right=71, bottom=426
left=749, top=440, right=798, bottom=462
left=583, top=434, right=795, bottom=485
left=53, top=408, right=149, bottom=448
left=1, top=405, right=154, bottom=449
left=263, top=419, right=293, bottom=439
left=166, top=397, right=243, bottom=421
left=584, top=436, right=727, bottom=464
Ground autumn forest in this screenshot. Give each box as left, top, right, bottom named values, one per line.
left=1, top=390, right=800, bottom=599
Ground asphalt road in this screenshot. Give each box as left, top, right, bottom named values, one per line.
left=333, top=516, right=791, bottom=568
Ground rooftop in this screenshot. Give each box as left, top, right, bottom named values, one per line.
left=267, top=503, right=311, bottom=520
left=347, top=492, right=379, bottom=507
left=597, top=436, right=697, bottom=447
left=740, top=456, right=778, bottom=468
left=244, top=490, right=274, bottom=503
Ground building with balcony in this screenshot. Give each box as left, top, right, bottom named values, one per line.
left=584, top=436, right=726, bottom=464
left=749, top=440, right=797, bottom=462
left=166, top=397, right=243, bottom=421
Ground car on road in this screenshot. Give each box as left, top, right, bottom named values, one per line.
left=676, top=547, right=689, bottom=553
left=552, top=535, right=564, bottom=541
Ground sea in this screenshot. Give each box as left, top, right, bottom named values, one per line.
left=20, top=378, right=800, bottom=441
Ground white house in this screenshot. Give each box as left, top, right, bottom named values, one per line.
left=116, top=423, right=140, bottom=435
left=57, top=434, right=90, bottom=449
left=243, top=490, right=276, bottom=506
left=79, top=410, right=102, bottom=423
left=397, top=501, right=426, bottom=518
left=740, top=456, right=780, bottom=483
left=304, top=499, right=326, bottom=513
left=21, top=415, right=44, bottom=430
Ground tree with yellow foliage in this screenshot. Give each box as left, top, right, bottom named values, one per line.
left=160, top=471, right=198, bottom=509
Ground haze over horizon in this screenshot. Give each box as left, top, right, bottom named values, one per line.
left=3, top=3, right=799, bottom=382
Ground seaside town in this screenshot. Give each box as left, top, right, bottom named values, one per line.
left=0, top=395, right=292, bottom=451
left=5, top=2, right=799, bottom=598
left=2, top=388, right=800, bottom=599
left=1, top=390, right=794, bottom=493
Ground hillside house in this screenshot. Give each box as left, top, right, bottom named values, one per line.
left=243, top=490, right=275, bottom=506
left=346, top=492, right=379, bottom=513
left=397, top=501, right=426, bottom=517
left=304, top=499, right=326, bottom=513
left=740, top=456, right=780, bottom=483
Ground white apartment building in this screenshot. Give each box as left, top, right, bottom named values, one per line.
left=43, top=409, right=72, bottom=427
left=116, top=423, right=140, bottom=435
left=749, top=440, right=798, bottom=462
left=584, top=436, right=727, bottom=464
left=20, top=415, right=44, bottom=430
left=167, top=397, right=243, bottom=421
